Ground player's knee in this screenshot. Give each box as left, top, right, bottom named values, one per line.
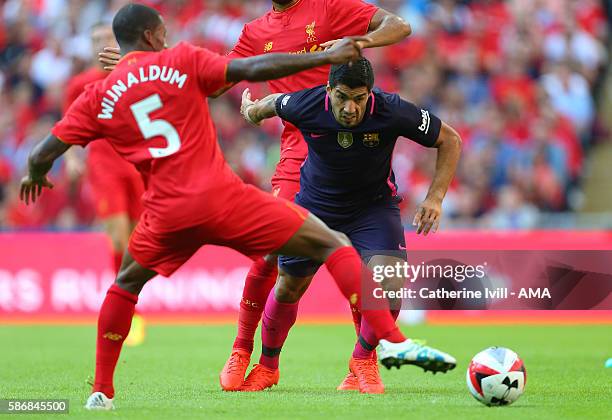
left=112, top=231, right=131, bottom=252
left=105, top=216, right=131, bottom=251
left=274, top=280, right=301, bottom=303
left=115, top=268, right=148, bottom=295
left=112, top=240, right=129, bottom=255
left=105, top=232, right=127, bottom=254
left=115, top=276, right=145, bottom=295
left=274, top=272, right=311, bottom=303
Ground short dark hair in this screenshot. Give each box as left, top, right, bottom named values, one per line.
left=329, top=58, right=374, bottom=91
left=112, top=3, right=161, bottom=47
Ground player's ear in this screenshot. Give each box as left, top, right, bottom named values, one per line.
left=326, top=84, right=332, bottom=95
left=143, top=29, right=155, bottom=49
left=143, top=27, right=164, bottom=51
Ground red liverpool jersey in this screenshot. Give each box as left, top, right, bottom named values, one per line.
left=229, top=0, right=377, bottom=160
left=64, top=67, right=143, bottom=181
left=53, top=42, right=241, bottom=233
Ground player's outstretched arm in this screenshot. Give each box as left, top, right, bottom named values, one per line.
left=20, top=134, right=71, bottom=204
left=240, top=89, right=281, bottom=126
left=321, top=8, right=411, bottom=50
left=413, top=122, right=462, bottom=236
left=226, top=36, right=370, bottom=83
left=361, top=8, right=411, bottom=48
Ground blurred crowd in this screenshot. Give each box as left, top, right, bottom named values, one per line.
left=0, top=0, right=609, bottom=230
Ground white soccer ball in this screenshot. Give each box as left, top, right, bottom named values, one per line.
left=466, top=347, right=526, bottom=406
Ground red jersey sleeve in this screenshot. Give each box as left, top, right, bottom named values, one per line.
left=326, top=0, right=378, bottom=37
left=228, top=25, right=254, bottom=58
left=177, top=42, right=232, bottom=96
left=52, top=83, right=101, bottom=147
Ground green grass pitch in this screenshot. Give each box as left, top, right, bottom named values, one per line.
left=0, top=323, right=610, bottom=419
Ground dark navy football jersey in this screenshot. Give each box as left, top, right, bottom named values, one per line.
left=274, top=86, right=441, bottom=218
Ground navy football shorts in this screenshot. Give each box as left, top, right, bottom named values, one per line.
left=278, top=198, right=407, bottom=277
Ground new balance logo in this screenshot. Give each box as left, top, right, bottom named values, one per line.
left=418, top=109, right=430, bottom=134
left=103, top=332, right=123, bottom=341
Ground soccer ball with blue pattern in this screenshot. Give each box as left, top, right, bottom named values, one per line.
left=466, top=347, right=526, bottom=406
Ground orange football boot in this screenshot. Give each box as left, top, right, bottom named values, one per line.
left=336, top=372, right=359, bottom=391
left=239, top=364, right=280, bottom=391
left=219, top=349, right=251, bottom=391
left=349, top=357, right=385, bottom=394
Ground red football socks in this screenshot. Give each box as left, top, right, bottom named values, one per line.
left=324, top=247, right=405, bottom=343
left=259, top=293, right=299, bottom=370
left=353, top=309, right=401, bottom=359
left=232, top=258, right=278, bottom=353
left=93, top=284, right=138, bottom=399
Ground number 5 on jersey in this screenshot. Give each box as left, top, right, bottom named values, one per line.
left=130, top=94, right=182, bottom=158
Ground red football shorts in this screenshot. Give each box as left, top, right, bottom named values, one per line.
left=271, top=157, right=303, bottom=202
left=128, top=184, right=309, bottom=277
left=87, top=143, right=144, bottom=221
left=271, top=178, right=300, bottom=202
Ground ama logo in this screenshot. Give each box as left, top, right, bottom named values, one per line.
left=518, top=288, right=551, bottom=299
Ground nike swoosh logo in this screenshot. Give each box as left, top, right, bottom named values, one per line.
left=399, top=244, right=407, bottom=250
left=310, top=133, right=327, bottom=138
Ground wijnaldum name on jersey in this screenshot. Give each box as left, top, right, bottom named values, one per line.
left=97, top=65, right=187, bottom=120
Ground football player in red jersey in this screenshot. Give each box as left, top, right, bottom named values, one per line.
left=64, top=23, right=146, bottom=347
left=21, top=3, right=420, bottom=410
left=222, top=0, right=412, bottom=392
left=98, top=0, right=412, bottom=392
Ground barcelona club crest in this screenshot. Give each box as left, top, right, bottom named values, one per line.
left=337, top=132, right=353, bottom=148
left=362, top=133, right=380, bottom=147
